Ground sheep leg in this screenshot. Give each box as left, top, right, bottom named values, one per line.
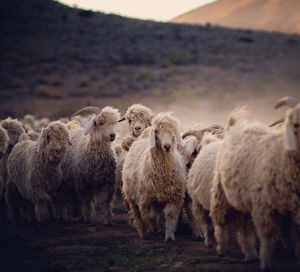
left=141, top=204, right=159, bottom=233
left=186, top=197, right=204, bottom=240
left=192, top=201, right=209, bottom=243
left=34, top=200, right=50, bottom=224
left=293, top=213, right=300, bottom=266
left=97, top=188, right=113, bottom=226
left=129, top=201, right=147, bottom=239
left=164, top=203, right=179, bottom=242
left=5, top=180, right=21, bottom=224
left=253, top=213, right=276, bottom=270
left=210, top=176, right=230, bottom=255
left=236, top=221, right=257, bottom=261
left=81, top=197, right=91, bottom=223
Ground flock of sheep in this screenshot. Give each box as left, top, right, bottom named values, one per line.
left=0, top=96, right=300, bottom=271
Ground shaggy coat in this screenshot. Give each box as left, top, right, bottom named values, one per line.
left=61, top=106, right=120, bottom=224
left=187, top=135, right=220, bottom=246
left=122, top=112, right=186, bottom=241
left=114, top=104, right=153, bottom=202
left=6, top=121, right=70, bottom=224
left=210, top=104, right=300, bottom=270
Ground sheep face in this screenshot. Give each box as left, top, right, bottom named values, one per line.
left=84, top=106, right=120, bottom=143
left=37, top=121, right=70, bottom=164
left=283, top=104, right=300, bottom=151
left=127, top=113, right=151, bottom=137
left=1, top=117, right=25, bottom=147
left=0, top=127, right=9, bottom=159
left=151, top=127, right=176, bottom=153
left=91, top=117, right=117, bottom=143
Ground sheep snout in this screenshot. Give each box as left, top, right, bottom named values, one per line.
left=164, top=143, right=171, bottom=152
left=109, top=133, right=116, bottom=142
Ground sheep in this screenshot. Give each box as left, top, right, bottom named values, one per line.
left=210, top=96, right=300, bottom=270
left=0, top=126, right=9, bottom=221
left=114, top=104, right=154, bottom=205
left=61, top=106, right=120, bottom=225
left=5, top=121, right=70, bottom=224
left=186, top=133, right=221, bottom=247
left=122, top=112, right=186, bottom=242
left=177, top=125, right=224, bottom=238
left=118, top=103, right=153, bottom=138
left=0, top=118, right=25, bottom=216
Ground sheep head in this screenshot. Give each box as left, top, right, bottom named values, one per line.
left=149, top=112, right=182, bottom=154
left=0, top=126, right=9, bottom=159
left=74, top=106, right=120, bottom=143
left=37, top=121, right=70, bottom=164
left=119, top=104, right=153, bottom=137
left=1, top=117, right=25, bottom=148
left=274, top=96, right=300, bottom=151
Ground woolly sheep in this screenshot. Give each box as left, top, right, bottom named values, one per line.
left=178, top=125, right=224, bottom=237
left=6, top=121, right=70, bottom=224
left=118, top=103, right=153, bottom=138
left=186, top=134, right=221, bottom=246
left=114, top=104, right=154, bottom=204
left=210, top=97, right=300, bottom=270
left=61, top=106, right=120, bottom=224
left=0, top=126, right=9, bottom=221
left=0, top=118, right=25, bottom=218
left=122, top=112, right=186, bottom=241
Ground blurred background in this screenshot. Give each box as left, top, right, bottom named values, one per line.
left=1, top=0, right=300, bottom=131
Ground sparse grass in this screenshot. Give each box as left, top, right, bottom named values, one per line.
left=34, top=86, right=63, bottom=99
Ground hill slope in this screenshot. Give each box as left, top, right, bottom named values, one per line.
left=172, top=0, right=300, bottom=34
left=1, top=0, right=300, bottom=121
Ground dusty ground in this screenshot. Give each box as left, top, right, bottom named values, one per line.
left=0, top=200, right=298, bottom=272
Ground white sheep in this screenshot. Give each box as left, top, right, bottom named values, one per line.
left=122, top=112, right=186, bottom=242
left=114, top=104, right=154, bottom=204
left=178, top=125, right=224, bottom=238
left=61, top=106, right=120, bottom=225
left=210, top=97, right=300, bottom=270
left=186, top=134, right=221, bottom=246
left=6, top=121, right=70, bottom=224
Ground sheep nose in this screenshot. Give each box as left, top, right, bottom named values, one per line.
left=164, top=144, right=171, bottom=152
left=110, top=133, right=116, bottom=141
left=135, top=126, right=141, bottom=131
left=55, top=148, right=62, bottom=155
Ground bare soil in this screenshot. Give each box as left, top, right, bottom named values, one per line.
left=0, top=201, right=298, bottom=272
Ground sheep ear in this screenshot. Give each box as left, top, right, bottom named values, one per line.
left=84, top=117, right=95, bottom=136
left=37, top=136, right=44, bottom=152
left=176, top=131, right=183, bottom=147
left=149, top=128, right=156, bottom=149
left=283, top=125, right=297, bottom=151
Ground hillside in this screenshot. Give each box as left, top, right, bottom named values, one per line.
left=172, top=0, right=300, bottom=35
left=0, top=0, right=300, bottom=127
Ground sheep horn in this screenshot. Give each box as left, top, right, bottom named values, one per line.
left=269, top=118, right=284, bottom=127
left=72, top=106, right=101, bottom=117
left=118, top=116, right=126, bottom=122
left=275, top=96, right=299, bottom=109
left=208, top=124, right=224, bottom=130
left=182, top=130, right=205, bottom=141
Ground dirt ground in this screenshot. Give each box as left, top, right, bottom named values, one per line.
left=0, top=199, right=299, bottom=272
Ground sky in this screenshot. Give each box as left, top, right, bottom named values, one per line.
left=57, top=0, right=217, bottom=21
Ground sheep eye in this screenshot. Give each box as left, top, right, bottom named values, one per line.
left=128, top=120, right=132, bottom=124
left=94, top=120, right=97, bottom=126
left=192, top=150, right=198, bottom=156
left=99, top=122, right=104, bottom=126
left=294, top=124, right=299, bottom=129
left=47, top=135, right=50, bottom=143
